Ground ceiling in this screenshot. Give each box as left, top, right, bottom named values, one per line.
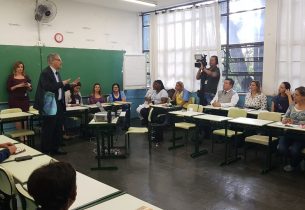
left=71, top=0, right=197, bottom=13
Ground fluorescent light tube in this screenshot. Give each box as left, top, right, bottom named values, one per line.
left=123, top=0, right=157, bottom=7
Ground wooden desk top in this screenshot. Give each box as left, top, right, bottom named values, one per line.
left=169, top=110, right=203, bottom=117
left=85, top=194, right=162, bottom=210
left=0, top=143, right=42, bottom=163
left=70, top=172, right=120, bottom=210
left=229, top=117, right=273, bottom=126
left=0, top=154, right=55, bottom=184
left=0, top=112, right=33, bottom=120
left=194, top=114, right=232, bottom=122
left=267, top=122, right=305, bottom=132
left=0, top=135, right=19, bottom=144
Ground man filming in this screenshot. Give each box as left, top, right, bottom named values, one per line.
left=196, top=55, right=220, bottom=106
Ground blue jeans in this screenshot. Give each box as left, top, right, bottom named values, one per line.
left=200, top=93, right=215, bottom=106
left=278, top=133, right=305, bottom=167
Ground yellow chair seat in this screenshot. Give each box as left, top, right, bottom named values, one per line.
left=175, top=122, right=196, bottom=130
left=5, top=129, right=35, bottom=138
left=245, top=135, right=278, bottom=146
left=212, top=129, right=242, bottom=137
left=126, top=127, right=148, bottom=134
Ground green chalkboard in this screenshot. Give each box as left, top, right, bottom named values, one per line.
left=0, top=45, right=124, bottom=103
left=0, top=45, right=41, bottom=103
left=40, top=47, right=124, bottom=98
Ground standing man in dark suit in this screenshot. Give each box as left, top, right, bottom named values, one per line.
left=34, top=53, right=79, bottom=155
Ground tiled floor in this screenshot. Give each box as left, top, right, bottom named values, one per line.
left=52, top=120, right=305, bottom=210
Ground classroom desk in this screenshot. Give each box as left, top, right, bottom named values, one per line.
left=70, top=172, right=121, bottom=210
left=0, top=112, right=33, bottom=134
left=0, top=154, right=55, bottom=184
left=169, top=110, right=204, bottom=117
left=88, top=117, right=122, bottom=170
left=168, top=111, right=203, bottom=151
left=193, top=114, right=233, bottom=159
left=267, top=122, right=305, bottom=132
left=0, top=134, right=19, bottom=144
left=229, top=117, right=274, bottom=127
left=0, top=142, right=42, bottom=163
left=85, top=194, right=162, bottom=210
left=66, top=106, right=90, bottom=136
left=227, top=117, right=274, bottom=165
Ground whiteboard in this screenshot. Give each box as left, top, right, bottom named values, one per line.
left=123, top=54, right=147, bottom=89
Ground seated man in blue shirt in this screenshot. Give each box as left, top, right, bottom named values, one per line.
left=0, top=142, right=16, bottom=162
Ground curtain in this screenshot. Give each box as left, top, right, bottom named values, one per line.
left=275, top=0, right=305, bottom=90
left=150, top=2, right=221, bottom=92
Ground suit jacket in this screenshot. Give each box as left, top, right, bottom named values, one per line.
left=34, top=66, right=70, bottom=113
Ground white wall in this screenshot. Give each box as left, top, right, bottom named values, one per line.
left=0, top=0, right=142, bottom=54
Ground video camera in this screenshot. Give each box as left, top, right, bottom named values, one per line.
left=194, top=54, right=207, bottom=68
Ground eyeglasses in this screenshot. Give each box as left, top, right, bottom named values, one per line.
left=54, top=58, right=62, bottom=62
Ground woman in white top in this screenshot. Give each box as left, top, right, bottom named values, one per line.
left=65, top=82, right=82, bottom=107
left=139, top=80, right=168, bottom=125
left=244, top=80, right=267, bottom=110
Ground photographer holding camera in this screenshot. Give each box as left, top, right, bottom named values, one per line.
left=196, top=55, right=220, bottom=105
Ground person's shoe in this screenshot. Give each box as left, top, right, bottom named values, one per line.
left=283, top=164, right=295, bottom=172
left=51, top=149, right=67, bottom=155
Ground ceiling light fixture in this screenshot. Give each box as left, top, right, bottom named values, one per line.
left=123, top=0, right=157, bottom=7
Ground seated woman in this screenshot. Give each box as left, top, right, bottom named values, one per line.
left=172, top=81, right=191, bottom=109
left=108, top=83, right=126, bottom=102
left=64, top=82, right=82, bottom=138
left=244, top=80, right=267, bottom=110
left=28, top=162, right=77, bottom=210
left=136, top=88, right=154, bottom=121
left=140, top=80, right=169, bottom=145
left=271, top=82, right=293, bottom=113
left=65, top=82, right=82, bottom=107
left=278, top=86, right=305, bottom=172
left=89, top=83, right=105, bottom=104
left=140, top=80, right=169, bottom=125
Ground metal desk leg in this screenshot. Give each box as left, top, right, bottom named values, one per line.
left=168, top=125, right=184, bottom=150
left=191, top=123, right=208, bottom=159
left=91, top=130, right=118, bottom=170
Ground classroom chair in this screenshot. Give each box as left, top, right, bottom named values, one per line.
left=125, top=108, right=156, bottom=155
left=1, top=108, right=35, bottom=147
left=169, top=104, right=199, bottom=150
left=0, top=166, right=17, bottom=210
left=211, top=107, right=247, bottom=164
left=244, top=112, right=282, bottom=173
left=15, top=183, right=37, bottom=210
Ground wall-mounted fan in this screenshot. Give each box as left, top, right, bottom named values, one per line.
left=35, top=0, right=57, bottom=23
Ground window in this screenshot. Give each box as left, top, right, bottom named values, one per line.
left=142, top=14, right=150, bottom=52
left=142, top=14, right=151, bottom=87
left=220, top=0, right=266, bottom=92
left=142, top=0, right=266, bottom=92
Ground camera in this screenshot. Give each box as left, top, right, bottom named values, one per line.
left=194, top=54, right=207, bottom=68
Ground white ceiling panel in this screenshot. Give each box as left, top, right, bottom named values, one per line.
left=71, top=0, right=197, bottom=13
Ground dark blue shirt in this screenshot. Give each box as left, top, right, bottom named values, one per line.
left=272, top=95, right=289, bottom=113
left=0, top=148, right=10, bottom=163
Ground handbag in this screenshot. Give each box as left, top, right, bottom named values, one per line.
left=43, top=91, right=57, bottom=116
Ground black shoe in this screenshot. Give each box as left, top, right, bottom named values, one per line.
left=51, top=149, right=67, bottom=155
